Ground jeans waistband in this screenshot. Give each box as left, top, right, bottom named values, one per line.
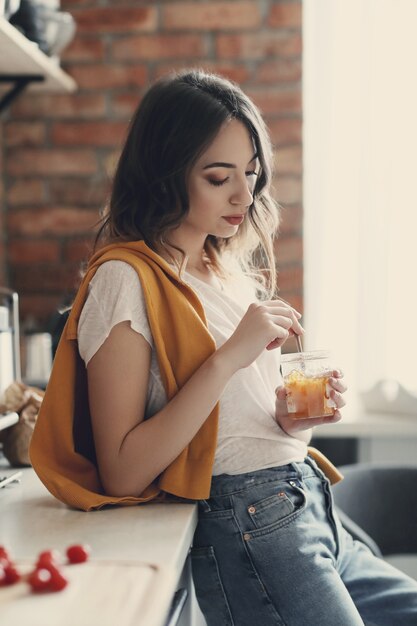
left=208, top=455, right=322, bottom=498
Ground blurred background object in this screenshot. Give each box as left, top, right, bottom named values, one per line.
left=0, top=287, right=21, bottom=395
left=333, top=463, right=417, bottom=580
left=9, top=0, right=75, bottom=57
left=2, top=0, right=21, bottom=20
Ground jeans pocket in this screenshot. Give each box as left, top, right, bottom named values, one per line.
left=245, top=479, right=307, bottom=535
left=191, top=545, right=234, bottom=626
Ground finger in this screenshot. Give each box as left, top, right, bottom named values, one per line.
left=275, top=386, right=290, bottom=417
left=267, top=308, right=304, bottom=336
left=329, top=389, right=346, bottom=409
left=269, top=315, right=305, bottom=337
left=288, top=324, right=305, bottom=338
left=328, top=377, right=348, bottom=394
left=263, top=299, right=303, bottom=319
left=275, top=297, right=303, bottom=319
left=327, top=409, right=342, bottom=422
left=266, top=331, right=289, bottom=350
left=266, top=338, right=282, bottom=350
left=331, top=368, right=344, bottom=378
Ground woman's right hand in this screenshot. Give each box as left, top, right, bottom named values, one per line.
left=218, top=300, right=304, bottom=371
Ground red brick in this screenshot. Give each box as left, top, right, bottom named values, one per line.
left=278, top=264, right=303, bottom=294
left=247, top=89, right=301, bottom=115
left=276, top=176, right=302, bottom=205
left=7, top=149, right=97, bottom=176
left=4, top=122, right=46, bottom=147
left=8, top=239, right=61, bottom=264
left=255, top=59, right=302, bottom=84
left=278, top=204, right=302, bottom=235
left=216, top=32, right=302, bottom=59
left=110, top=93, right=142, bottom=117
left=275, top=287, right=303, bottom=312
left=61, top=0, right=91, bottom=7
left=163, top=2, right=261, bottom=30
left=48, top=178, right=109, bottom=207
left=62, top=37, right=105, bottom=62
left=18, top=294, right=66, bottom=326
left=154, top=62, right=250, bottom=85
left=72, top=7, right=157, bottom=34
left=267, top=2, right=302, bottom=28
left=275, top=237, right=303, bottom=266
left=64, top=237, right=95, bottom=263
left=8, top=207, right=99, bottom=236
left=7, top=180, right=45, bottom=206
left=112, top=34, right=206, bottom=61
left=268, top=118, right=302, bottom=146
left=11, top=263, right=83, bottom=293
left=51, top=121, right=127, bottom=147
left=11, top=93, right=106, bottom=119
left=274, top=146, right=302, bottom=175
left=67, top=63, right=148, bottom=90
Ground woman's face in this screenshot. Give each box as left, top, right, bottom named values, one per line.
left=179, top=119, right=259, bottom=244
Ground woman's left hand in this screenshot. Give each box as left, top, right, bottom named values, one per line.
left=275, top=370, right=347, bottom=436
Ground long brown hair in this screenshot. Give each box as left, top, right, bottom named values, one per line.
left=96, top=68, right=280, bottom=296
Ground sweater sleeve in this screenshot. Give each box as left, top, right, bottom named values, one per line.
left=78, top=260, right=154, bottom=365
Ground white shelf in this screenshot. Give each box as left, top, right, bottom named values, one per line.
left=0, top=16, right=76, bottom=93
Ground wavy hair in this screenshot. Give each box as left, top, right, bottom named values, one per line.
left=96, top=68, right=280, bottom=297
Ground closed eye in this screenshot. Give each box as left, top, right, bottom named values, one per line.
left=208, top=171, right=258, bottom=187
left=208, top=177, right=228, bottom=187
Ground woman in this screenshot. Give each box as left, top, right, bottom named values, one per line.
left=31, top=69, right=417, bottom=625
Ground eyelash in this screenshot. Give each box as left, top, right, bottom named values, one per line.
left=208, top=171, right=259, bottom=187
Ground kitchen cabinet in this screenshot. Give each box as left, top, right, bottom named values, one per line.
left=0, top=464, right=203, bottom=625
left=0, top=15, right=76, bottom=112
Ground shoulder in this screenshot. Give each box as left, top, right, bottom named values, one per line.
left=86, top=261, right=148, bottom=318
left=91, top=260, right=140, bottom=284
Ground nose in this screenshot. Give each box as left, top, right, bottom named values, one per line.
left=229, top=177, right=253, bottom=207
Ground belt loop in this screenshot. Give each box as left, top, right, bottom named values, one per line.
left=199, top=498, right=212, bottom=513
left=290, top=462, right=303, bottom=481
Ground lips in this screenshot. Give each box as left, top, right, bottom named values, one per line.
left=222, top=215, right=245, bottom=225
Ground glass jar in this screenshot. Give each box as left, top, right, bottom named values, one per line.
left=281, top=350, right=336, bottom=419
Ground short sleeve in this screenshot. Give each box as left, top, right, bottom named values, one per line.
left=78, top=260, right=154, bottom=365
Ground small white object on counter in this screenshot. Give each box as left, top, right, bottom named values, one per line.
left=0, top=412, right=18, bottom=432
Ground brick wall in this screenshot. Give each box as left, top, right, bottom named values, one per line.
left=2, top=0, right=302, bottom=330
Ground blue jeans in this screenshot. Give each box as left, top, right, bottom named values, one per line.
left=191, top=456, right=417, bottom=625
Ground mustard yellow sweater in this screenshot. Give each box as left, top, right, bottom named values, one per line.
left=30, top=241, right=342, bottom=511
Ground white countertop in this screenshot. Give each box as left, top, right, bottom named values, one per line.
left=313, top=411, right=417, bottom=438
left=0, top=465, right=198, bottom=625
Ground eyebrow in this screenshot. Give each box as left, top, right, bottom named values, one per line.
left=202, top=152, right=258, bottom=170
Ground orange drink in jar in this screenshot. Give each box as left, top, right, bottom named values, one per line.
left=281, top=351, right=336, bottom=419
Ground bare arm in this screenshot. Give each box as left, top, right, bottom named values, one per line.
left=87, top=301, right=304, bottom=497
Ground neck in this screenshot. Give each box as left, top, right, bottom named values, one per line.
left=157, top=242, right=208, bottom=273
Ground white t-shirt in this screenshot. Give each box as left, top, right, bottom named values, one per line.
left=78, top=261, right=309, bottom=475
